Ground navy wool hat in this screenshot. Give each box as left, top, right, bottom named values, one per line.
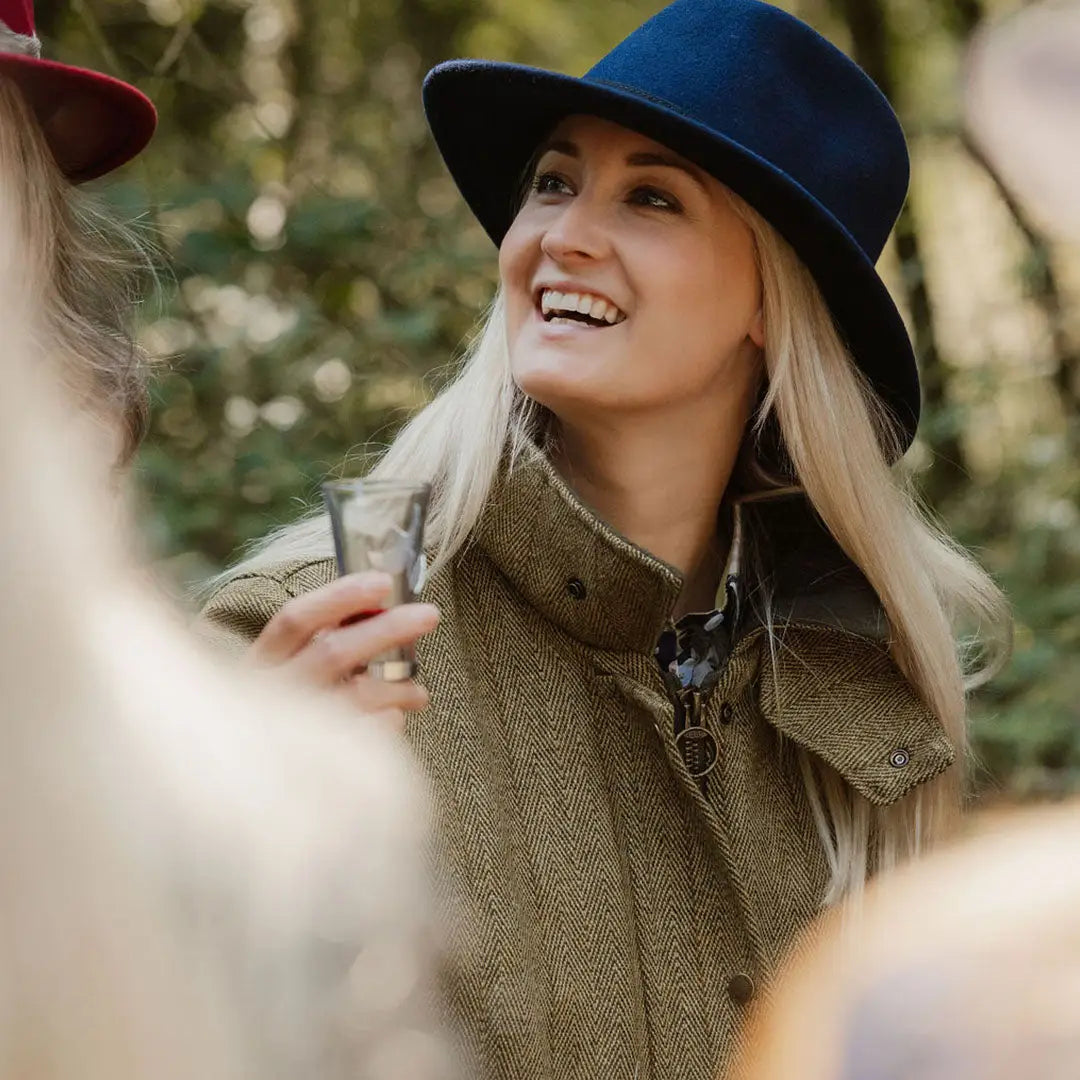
left=423, top=0, right=921, bottom=451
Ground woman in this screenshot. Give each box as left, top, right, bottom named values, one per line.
left=0, top=0, right=157, bottom=464
left=203, top=0, right=1010, bottom=1076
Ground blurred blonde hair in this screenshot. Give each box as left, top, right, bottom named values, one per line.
left=0, top=75, right=154, bottom=464
left=0, top=165, right=450, bottom=1079
left=230, top=189, right=1010, bottom=901
left=737, top=802, right=1080, bottom=1080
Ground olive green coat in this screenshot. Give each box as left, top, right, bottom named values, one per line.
left=201, top=445, right=955, bottom=1080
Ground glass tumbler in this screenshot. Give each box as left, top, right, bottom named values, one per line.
left=322, top=478, right=431, bottom=681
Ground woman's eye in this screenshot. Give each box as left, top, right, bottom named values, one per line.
left=531, top=171, right=573, bottom=196
left=630, top=186, right=681, bottom=212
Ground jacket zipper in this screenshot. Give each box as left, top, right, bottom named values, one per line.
left=680, top=686, right=703, bottom=734
left=674, top=685, right=719, bottom=788
left=661, top=621, right=727, bottom=786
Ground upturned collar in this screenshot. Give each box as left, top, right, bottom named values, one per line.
left=474, top=441, right=887, bottom=655
left=475, top=442, right=682, bottom=655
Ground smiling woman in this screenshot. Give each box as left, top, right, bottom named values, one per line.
left=200, top=1, right=1011, bottom=1078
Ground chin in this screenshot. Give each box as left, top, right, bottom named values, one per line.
left=514, top=373, right=646, bottom=426
left=514, top=374, right=586, bottom=417
left=512, top=355, right=600, bottom=413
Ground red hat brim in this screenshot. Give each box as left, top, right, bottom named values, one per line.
left=0, top=52, right=156, bottom=183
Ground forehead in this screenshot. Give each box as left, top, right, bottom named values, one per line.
left=540, top=113, right=693, bottom=165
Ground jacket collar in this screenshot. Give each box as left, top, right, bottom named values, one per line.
left=474, top=443, right=955, bottom=806
left=474, top=441, right=682, bottom=655
left=475, top=440, right=887, bottom=653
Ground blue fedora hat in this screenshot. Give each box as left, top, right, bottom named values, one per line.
left=423, top=0, right=920, bottom=452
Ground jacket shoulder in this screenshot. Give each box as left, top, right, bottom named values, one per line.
left=198, top=557, right=337, bottom=654
left=755, top=624, right=956, bottom=807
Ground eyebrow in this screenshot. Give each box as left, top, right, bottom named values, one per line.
left=538, top=139, right=709, bottom=192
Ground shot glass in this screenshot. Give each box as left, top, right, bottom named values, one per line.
left=322, top=478, right=431, bottom=681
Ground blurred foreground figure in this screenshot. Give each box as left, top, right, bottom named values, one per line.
left=736, top=17, right=1080, bottom=1077
left=965, top=0, right=1080, bottom=239
left=0, top=178, right=450, bottom=1080
left=735, top=805, right=1080, bottom=1080
left=0, top=0, right=159, bottom=464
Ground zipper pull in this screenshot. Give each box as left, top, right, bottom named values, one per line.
left=686, top=688, right=702, bottom=729
left=675, top=688, right=718, bottom=779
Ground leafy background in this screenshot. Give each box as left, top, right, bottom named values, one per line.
left=36, top=0, right=1080, bottom=799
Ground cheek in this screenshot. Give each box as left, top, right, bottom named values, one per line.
left=645, top=242, right=759, bottom=355
left=498, top=219, right=538, bottom=332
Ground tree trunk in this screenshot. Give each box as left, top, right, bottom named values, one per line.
left=829, top=0, right=969, bottom=501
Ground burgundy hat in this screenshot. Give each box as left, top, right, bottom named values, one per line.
left=0, top=0, right=156, bottom=183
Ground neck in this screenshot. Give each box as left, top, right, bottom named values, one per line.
left=552, top=402, right=749, bottom=620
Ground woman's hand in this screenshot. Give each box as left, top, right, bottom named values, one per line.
left=249, top=572, right=440, bottom=730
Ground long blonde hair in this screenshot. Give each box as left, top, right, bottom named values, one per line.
left=0, top=156, right=449, bottom=1079
left=230, top=190, right=1010, bottom=901
left=0, top=76, right=154, bottom=464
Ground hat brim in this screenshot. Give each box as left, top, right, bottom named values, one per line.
left=423, top=60, right=920, bottom=451
left=0, top=53, right=156, bottom=183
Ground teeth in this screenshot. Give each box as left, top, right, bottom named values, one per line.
left=538, top=288, right=625, bottom=324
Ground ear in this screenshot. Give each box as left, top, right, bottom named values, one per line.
left=749, top=308, right=765, bottom=350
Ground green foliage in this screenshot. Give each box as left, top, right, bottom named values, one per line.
left=965, top=461, right=1080, bottom=799
left=36, top=0, right=1080, bottom=799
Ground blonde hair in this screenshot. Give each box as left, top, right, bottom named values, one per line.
left=734, top=196, right=1009, bottom=901
left=0, top=162, right=450, bottom=1079
left=737, top=803, right=1080, bottom=1080
left=0, top=76, right=154, bottom=464
left=230, top=191, right=1010, bottom=901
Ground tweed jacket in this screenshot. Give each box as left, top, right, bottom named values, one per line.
left=200, top=445, right=955, bottom=1080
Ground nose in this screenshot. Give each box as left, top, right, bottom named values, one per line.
left=539, top=189, right=613, bottom=265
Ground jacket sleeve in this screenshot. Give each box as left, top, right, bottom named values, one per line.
left=198, top=574, right=292, bottom=657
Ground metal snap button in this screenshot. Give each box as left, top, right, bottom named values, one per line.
left=566, top=577, right=587, bottom=601
left=727, top=972, right=756, bottom=1005
left=889, top=748, right=911, bottom=769
left=675, top=726, right=718, bottom=778
left=719, top=702, right=734, bottom=724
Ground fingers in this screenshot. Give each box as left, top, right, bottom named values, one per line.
left=337, top=673, right=430, bottom=736
left=251, top=572, right=394, bottom=665
left=342, top=675, right=430, bottom=715
left=290, top=603, right=441, bottom=686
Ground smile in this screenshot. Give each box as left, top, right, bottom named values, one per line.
left=537, top=288, right=627, bottom=328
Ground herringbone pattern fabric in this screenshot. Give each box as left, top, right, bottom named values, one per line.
left=200, top=447, right=955, bottom=1080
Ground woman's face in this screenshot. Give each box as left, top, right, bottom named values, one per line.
left=500, top=115, right=765, bottom=425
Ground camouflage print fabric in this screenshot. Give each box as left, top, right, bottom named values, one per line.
left=200, top=442, right=955, bottom=1080
left=657, top=540, right=741, bottom=694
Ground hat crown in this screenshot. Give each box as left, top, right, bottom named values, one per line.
left=0, top=0, right=35, bottom=38
left=584, top=0, right=909, bottom=261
